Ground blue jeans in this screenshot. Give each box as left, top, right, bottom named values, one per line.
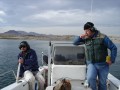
left=87, top=63, right=109, bottom=90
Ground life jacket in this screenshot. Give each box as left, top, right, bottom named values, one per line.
left=85, top=31, right=108, bottom=63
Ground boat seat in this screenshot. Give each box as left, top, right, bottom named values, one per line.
left=51, top=65, right=86, bottom=84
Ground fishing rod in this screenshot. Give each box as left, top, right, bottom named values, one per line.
left=90, top=0, right=93, bottom=22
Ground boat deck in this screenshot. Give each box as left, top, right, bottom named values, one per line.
left=46, top=80, right=92, bottom=90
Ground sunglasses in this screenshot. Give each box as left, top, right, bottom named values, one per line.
left=20, top=45, right=26, bottom=49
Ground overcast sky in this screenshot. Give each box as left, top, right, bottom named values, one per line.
left=0, top=0, right=120, bottom=35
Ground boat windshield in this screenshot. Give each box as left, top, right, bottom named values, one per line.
left=53, top=46, right=86, bottom=65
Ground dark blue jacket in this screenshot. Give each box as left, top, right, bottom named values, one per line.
left=73, top=31, right=117, bottom=63
left=18, top=49, right=39, bottom=77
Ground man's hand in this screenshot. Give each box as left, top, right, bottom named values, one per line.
left=106, top=60, right=112, bottom=65
left=106, top=56, right=112, bottom=65
left=19, top=57, right=24, bottom=64
left=80, top=34, right=87, bottom=38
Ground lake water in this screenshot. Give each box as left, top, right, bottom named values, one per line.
left=0, top=39, right=120, bottom=89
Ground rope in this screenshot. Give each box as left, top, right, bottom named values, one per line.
left=0, top=70, right=16, bottom=79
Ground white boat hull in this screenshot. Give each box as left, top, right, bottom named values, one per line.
left=1, top=73, right=120, bottom=90
left=1, top=80, right=29, bottom=90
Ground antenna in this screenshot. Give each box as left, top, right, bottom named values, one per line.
left=90, top=0, right=93, bottom=22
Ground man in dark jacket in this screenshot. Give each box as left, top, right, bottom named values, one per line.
left=18, top=41, right=45, bottom=90
left=73, top=22, right=117, bottom=90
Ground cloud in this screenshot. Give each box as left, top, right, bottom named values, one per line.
left=22, top=8, right=120, bottom=27
left=25, top=5, right=38, bottom=9
left=92, top=8, right=120, bottom=26
left=0, top=18, right=5, bottom=23
left=22, top=9, right=91, bottom=26
left=0, top=10, right=6, bottom=16
left=0, top=0, right=120, bottom=35
left=0, top=10, right=6, bottom=23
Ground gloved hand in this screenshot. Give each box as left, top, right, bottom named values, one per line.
left=106, top=56, right=112, bottom=65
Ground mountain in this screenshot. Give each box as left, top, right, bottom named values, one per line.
left=17, top=31, right=28, bottom=35
left=3, top=30, right=41, bottom=36
left=4, top=30, right=21, bottom=35
left=29, top=32, right=41, bottom=36
left=0, top=30, right=74, bottom=41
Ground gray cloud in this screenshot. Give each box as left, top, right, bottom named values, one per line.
left=0, top=0, right=120, bottom=35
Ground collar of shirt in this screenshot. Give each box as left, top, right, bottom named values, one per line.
left=91, top=30, right=98, bottom=38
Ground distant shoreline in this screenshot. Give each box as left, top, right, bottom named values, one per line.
left=109, top=36, right=120, bottom=43
left=0, top=35, right=120, bottom=43
left=0, top=35, right=74, bottom=41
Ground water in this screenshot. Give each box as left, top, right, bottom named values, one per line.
left=0, top=39, right=120, bottom=89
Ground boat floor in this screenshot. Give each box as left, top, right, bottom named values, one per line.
left=46, top=80, right=92, bottom=90
left=46, top=86, right=92, bottom=90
